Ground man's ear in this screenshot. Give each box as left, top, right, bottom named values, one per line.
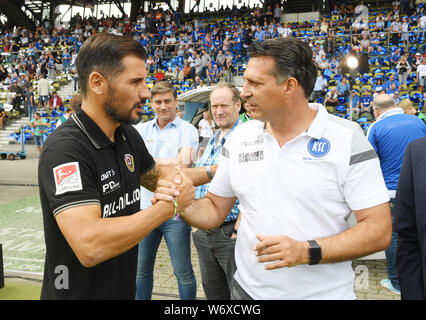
left=281, top=77, right=298, bottom=95
left=88, top=72, right=107, bottom=96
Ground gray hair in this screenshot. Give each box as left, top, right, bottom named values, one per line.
left=210, top=81, right=241, bottom=104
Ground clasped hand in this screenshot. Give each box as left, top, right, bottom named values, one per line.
left=150, top=167, right=195, bottom=213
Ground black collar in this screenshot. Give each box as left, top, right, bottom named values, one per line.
left=71, top=107, right=126, bottom=150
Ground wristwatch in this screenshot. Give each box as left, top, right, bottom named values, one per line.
left=307, top=240, right=322, bottom=265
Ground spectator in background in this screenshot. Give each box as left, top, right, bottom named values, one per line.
left=28, top=112, right=49, bottom=156
left=318, top=54, right=330, bottom=71
left=69, top=93, right=82, bottom=112
left=311, top=70, right=327, bottom=102
left=176, top=66, right=185, bottom=82
left=417, top=12, right=426, bottom=43
left=145, top=55, right=155, bottom=73
left=198, top=110, right=215, bottom=152
left=396, top=55, right=411, bottom=86
left=324, top=33, right=336, bottom=56
left=389, top=17, right=402, bottom=45
left=155, top=68, right=165, bottom=81
left=165, top=67, right=176, bottom=81
left=71, top=64, right=79, bottom=93
left=350, top=89, right=362, bottom=117
left=385, top=73, right=401, bottom=91
left=324, top=87, right=339, bottom=107
left=399, top=98, right=426, bottom=123
left=359, top=34, right=372, bottom=53
left=393, top=91, right=401, bottom=105
left=0, top=107, right=7, bottom=130
left=367, top=94, right=426, bottom=295
left=183, top=62, right=192, bottom=80
left=386, top=82, right=399, bottom=97
left=11, top=81, right=23, bottom=113
left=192, top=82, right=242, bottom=301
left=401, top=16, right=410, bottom=46
left=216, top=50, right=226, bottom=69
left=274, top=3, right=282, bottom=24
left=49, top=91, right=63, bottom=110
left=374, top=78, right=386, bottom=97
left=417, top=58, right=426, bottom=93
left=224, top=50, right=234, bottom=70
left=390, top=48, right=402, bottom=67
left=336, top=77, right=350, bottom=102
left=360, top=88, right=375, bottom=119
left=26, top=85, right=36, bottom=121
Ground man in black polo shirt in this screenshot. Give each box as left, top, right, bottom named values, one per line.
left=38, top=33, right=201, bottom=299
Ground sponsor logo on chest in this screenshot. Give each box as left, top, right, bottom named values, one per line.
left=303, top=137, right=331, bottom=161
left=238, top=150, right=264, bottom=163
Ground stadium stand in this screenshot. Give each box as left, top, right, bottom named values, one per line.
left=0, top=0, right=425, bottom=154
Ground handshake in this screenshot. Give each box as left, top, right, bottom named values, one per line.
left=151, top=167, right=196, bottom=218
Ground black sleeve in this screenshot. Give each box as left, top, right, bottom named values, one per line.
left=395, top=142, right=425, bottom=300
left=38, top=139, right=101, bottom=217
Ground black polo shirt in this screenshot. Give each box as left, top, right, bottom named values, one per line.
left=38, top=107, right=154, bottom=299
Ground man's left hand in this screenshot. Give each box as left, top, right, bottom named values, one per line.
left=254, top=234, right=309, bottom=270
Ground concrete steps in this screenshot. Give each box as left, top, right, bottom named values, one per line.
left=0, top=117, right=29, bottom=145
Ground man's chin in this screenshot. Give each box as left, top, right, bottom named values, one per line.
left=128, top=113, right=143, bottom=125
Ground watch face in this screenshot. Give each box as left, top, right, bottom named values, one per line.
left=308, top=240, right=322, bottom=265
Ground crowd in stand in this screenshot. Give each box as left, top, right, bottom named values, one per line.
left=0, top=0, right=425, bottom=136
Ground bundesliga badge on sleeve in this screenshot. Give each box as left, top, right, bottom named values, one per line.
left=53, top=162, right=83, bottom=195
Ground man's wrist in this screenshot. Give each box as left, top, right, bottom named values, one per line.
left=302, top=241, right=310, bottom=264
left=206, top=165, right=214, bottom=181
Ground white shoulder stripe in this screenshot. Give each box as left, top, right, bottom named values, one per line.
left=53, top=199, right=101, bottom=217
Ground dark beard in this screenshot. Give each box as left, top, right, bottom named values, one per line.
left=105, top=89, right=144, bottom=125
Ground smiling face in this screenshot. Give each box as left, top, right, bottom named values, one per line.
left=104, top=55, right=150, bottom=125
left=151, top=90, right=178, bottom=127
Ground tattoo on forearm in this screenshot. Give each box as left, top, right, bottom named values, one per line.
left=140, top=164, right=160, bottom=192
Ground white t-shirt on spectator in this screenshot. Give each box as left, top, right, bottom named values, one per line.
left=198, top=119, right=215, bottom=138
left=417, top=64, right=426, bottom=78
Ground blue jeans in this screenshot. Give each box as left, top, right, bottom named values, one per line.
left=63, top=61, right=70, bottom=74
left=29, top=105, right=37, bottom=121
left=136, top=219, right=196, bottom=300
left=385, top=199, right=400, bottom=290
left=73, top=76, right=79, bottom=92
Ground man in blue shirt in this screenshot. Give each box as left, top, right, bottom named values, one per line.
left=336, top=77, right=350, bottom=102
left=367, top=94, right=426, bottom=295
left=360, top=88, right=374, bottom=119
left=350, top=89, right=361, bottom=117
left=193, top=82, right=242, bottom=300
left=385, top=73, right=401, bottom=91
left=254, top=27, right=266, bottom=42
left=133, top=81, right=199, bottom=300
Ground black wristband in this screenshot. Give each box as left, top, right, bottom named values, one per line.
left=232, top=228, right=237, bottom=234
left=308, top=240, right=322, bottom=265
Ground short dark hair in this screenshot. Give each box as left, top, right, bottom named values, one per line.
left=150, top=81, right=177, bottom=100
left=248, top=37, right=318, bottom=98
left=76, top=33, right=147, bottom=97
